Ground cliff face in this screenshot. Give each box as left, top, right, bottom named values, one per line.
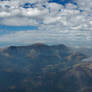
left=0, top=44, right=91, bottom=92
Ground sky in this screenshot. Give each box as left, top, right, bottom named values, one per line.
left=0, top=0, right=92, bottom=47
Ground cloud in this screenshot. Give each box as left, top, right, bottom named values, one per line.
left=0, top=24, right=92, bottom=47
left=0, top=0, right=92, bottom=47
left=0, top=17, right=39, bottom=26
left=43, top=16, right=61, bottom=24
left=0, top=11, right=11, bottom=17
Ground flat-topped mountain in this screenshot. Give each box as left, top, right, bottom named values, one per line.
left=0, top=43, right=91, bottom=92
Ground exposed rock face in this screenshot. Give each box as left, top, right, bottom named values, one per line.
left=0, top=44, right=91, bottom=92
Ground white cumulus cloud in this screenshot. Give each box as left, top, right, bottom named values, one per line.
left=0, top=0, right=92, bottom=47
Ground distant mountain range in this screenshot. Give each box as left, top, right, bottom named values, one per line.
left=74, top=47, right=92, bottom=57
left=0, top=43, right=92, bottom=92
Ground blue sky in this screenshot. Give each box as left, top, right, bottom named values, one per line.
left=0, top=25, right=37, bottom=35
left=0, top=0, right=92, bottom=47
left=0, top=25, right=37, bottom=31
left=49, top=0, right=76, bottom=5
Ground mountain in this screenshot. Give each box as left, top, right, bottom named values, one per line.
left=0, top=43, right=91, bottom=92
left=74, top=47, right=92, bottom=57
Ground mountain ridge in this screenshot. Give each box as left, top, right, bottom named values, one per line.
left=0, top=43, right=91, bottom=92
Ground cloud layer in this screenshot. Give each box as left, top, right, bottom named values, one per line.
left=0, top=0, right=92, bottom=47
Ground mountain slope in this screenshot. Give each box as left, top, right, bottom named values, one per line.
left=0, top=44, right=90, bottom=92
